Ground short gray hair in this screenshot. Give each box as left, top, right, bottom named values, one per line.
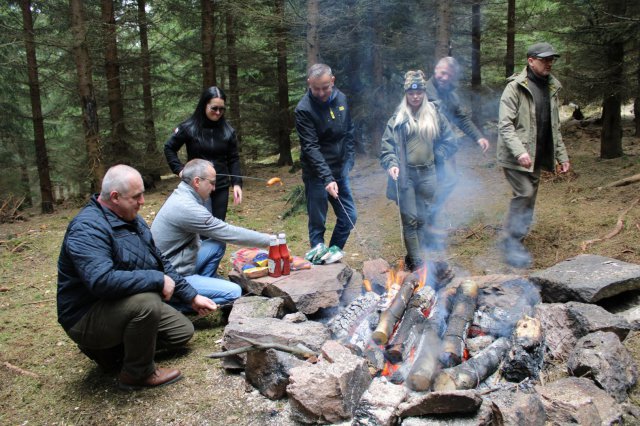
left=100, top=164, right=142, bottom=200
left=182, top=159, right=215, bottom=185
left=435, top=57, right=461, bottom=78
left=307, top=63, right=332, bottom=80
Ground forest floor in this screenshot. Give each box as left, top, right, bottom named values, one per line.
left=1, top=107, right=640, bottom=425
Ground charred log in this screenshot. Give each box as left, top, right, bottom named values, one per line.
left=372, top=274, right=418, bottom=345
left=384, top=285, right=436, bottom=364
left=433, top=337, right=511, bottom=391
left=501, top=315, right=544, bottom=382
left=328, top=291, right=381, bottom=340
left=441, top=280, right=478, bottom=367
left=405, top=327, right=441, bottom=391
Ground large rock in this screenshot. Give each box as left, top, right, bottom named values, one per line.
left=399, top=398, right=499, bottom=426
left=245, top=348, right=304, bottom=400
left=352, top=377, right=407, bottom=426
left=534, top=302, right=631, bottom=361
left=567, top=331, right=638, bottom=403
left=229, top=262, right=354, bottom=315
left=486, top=387, right=547, bottom=426
left=221, top=317, right=330, bottom=370
left=535, top=377, right=623, bottom=425
left=227, top=295, right=286, bottom=322
left=599, top=289, right=640, bottom=329
left=530, top=254, right=640, bottom=303
left=397, top=390, right=482, bottom=418
left=287, top=341, right=372, bottom=424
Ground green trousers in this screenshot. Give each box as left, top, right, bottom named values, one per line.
left=66, top=292, right=194, bottom=379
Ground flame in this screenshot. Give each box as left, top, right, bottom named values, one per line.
left=414, top=265, right=428, bottom=292
left=363, top=279, right=372, bottom=292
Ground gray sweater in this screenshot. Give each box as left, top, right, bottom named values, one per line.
left=151, top=182, right=271, bottom=275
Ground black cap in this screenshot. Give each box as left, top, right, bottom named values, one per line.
left=527, top=42, right=560, bottom=58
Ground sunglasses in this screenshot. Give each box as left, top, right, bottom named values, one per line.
left=207, top=106, right=226, bottom=113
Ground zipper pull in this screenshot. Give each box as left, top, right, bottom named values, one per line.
left=329, top=108, right=335, bottom=119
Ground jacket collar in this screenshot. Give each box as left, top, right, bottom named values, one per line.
left=511, top=66, right=562, bottom=95
left=90, top=194, right=140, bottom=230
left=176, top=181, right=206, bottom=206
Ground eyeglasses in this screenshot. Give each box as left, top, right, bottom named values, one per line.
left=207, top=106, right=226, bottom=113
left=535, top=57, right=556, bottom=64
left=199, top=177, right=216, bottom=185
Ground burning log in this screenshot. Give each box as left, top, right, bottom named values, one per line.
left=372, top=274, right=418, bottom=345
left=404, top=326, right=441, bottom=391
left=328, top=291, right=381, bottom=340
left=432, top=337, right=511, bottom=391
left=384, top=285, right=436, bottom=364
left=441, top=280, right=478, bottom=368
left=500, top=315, right=544, bottom=382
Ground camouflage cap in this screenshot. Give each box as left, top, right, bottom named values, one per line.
left=403, top=70, right=427, bottom=91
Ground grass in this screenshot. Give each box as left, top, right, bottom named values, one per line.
left=1, top=116, right=640, bottom=424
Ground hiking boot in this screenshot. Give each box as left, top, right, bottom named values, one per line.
left=500, top=238, right=532, bottom=268
left=118, top=367, right=182, bottom=391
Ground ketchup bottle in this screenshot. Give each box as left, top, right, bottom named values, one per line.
left=268, top=235, right=282, bottom=278
left=278, top=233, right=291, bottom=275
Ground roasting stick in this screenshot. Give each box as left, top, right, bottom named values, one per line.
left=336, top=196, right=376, bottom=261
left=395, top=179, right=406, bottom=253
left=214, top=173, right=283, bottom=186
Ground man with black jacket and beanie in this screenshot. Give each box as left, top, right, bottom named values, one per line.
left=295, top=64, right=357, bottom=250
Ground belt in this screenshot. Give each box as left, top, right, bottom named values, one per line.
left=406, top=163, right=434, bottom=170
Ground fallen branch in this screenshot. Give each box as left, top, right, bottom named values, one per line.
left=581, top=198, right=640, bottom=251
left=206, top=335, right=318, bottom=360
left=600, top=173, right=640, bottom=189
left=2, top=361, right=39, bottom=378
left=23, top=297, right=55, bottom=306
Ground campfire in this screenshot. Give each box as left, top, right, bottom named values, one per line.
left=211, top=254, right=639, bottom=425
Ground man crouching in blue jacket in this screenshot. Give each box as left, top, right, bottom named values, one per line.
left=57, top=164, right=217, bottom=390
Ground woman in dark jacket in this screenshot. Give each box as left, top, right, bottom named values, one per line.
left=165, top=86, right=242, bottom=221
left=379, top=71, right=457, bottom=271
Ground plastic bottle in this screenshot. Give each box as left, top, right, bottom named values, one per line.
left=278, top=233, right=291, bottom=275
left=267, top=235, right=282, bottom=278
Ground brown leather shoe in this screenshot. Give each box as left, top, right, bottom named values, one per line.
left=118, top=367, right=182, bottom=391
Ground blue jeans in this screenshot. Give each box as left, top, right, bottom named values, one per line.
left=303, top=174, right=357, bottom=249
left=170, top=239, right=241, bottom=312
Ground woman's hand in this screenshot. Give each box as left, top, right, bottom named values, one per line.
left=233, top=185, right=243, bottom=205
left=388, top=166, right=399, bottom=181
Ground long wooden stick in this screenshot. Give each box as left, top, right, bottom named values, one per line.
left=2, top=361, right=39, bottom=378
left=600, top=173, right=640, bottom=188
left=581, top=198, right=640, bottom=251
left=206, top=335, right=318, bottom=360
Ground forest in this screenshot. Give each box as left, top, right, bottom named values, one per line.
left=1, top=0, right=639, bottom=215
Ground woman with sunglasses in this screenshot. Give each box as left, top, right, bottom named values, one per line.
left=165, top=86, right=242, bottom=220
left=379, top=70, right=457, bottom=271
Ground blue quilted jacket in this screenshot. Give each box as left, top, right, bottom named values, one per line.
left=57, top=195, right=196, bottom=330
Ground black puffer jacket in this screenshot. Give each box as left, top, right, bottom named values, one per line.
left=295, top=88, right=355, bottom=186
left=57, top=196, right=196, bottom=331
left=164, top=119, right=241, bottom=189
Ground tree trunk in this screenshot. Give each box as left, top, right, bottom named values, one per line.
left=225, top=9, right=242, bottom=161
left=20, top=0, right=54, bottom=213
left=306, top=0, right=320, bottom=67
left=470, top=0, right=482, bottom=123
left=370, top=2, right=384, bottom=157
left=435, top=0, right=452, bottom=59
left=600, top=0, right=626, bottom=159
left=505, top=0, right=515, bottom=78
left=201, top=0, right=216, bottom=88
left=69, top=0, right=104, bottom=191
left=101, top=0, right=131, bottom=163
left=137, top=0, right=158, bottom=157
left=275, top=0, right=293, bottom=166
left=636, top=41, right=640, bottom=137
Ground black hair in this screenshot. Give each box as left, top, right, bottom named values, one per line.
left=181, top=86, right=233, bottom=140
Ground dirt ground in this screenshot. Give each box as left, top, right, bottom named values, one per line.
left=1, top=109, right=639, bottom=425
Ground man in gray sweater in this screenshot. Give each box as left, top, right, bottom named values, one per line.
left=151, top=159, right=271, bottom=311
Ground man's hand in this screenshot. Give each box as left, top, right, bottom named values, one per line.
left=477, top=138, right=490, bottom=153
left=559, top=161, right=571, bottom=173
left=388, top=166, right=399, bottom=181
left=233, top=185, right=243, bottom=205
left=325, top=181, right=339, bottom=199
left=162, top=275, right=176, bottom=301
left=517, top=152, right=532, bottom=168
left=191, top=295, right=217, bottom=316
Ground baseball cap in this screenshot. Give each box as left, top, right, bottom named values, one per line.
left=526, top=42, right=560, bottom=58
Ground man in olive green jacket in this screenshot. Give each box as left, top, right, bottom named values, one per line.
left=497, top=42, right=570, bottom=268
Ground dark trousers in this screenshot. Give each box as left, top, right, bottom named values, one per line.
left=398, top=166, right=437, bottom=267
left=206, top=186, right=230, bottom=221
left=503, top=167, right=541, bottom=241
left=66, top=293, right=194, bottom=379
left=303, top=174, right=357, bottom=249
